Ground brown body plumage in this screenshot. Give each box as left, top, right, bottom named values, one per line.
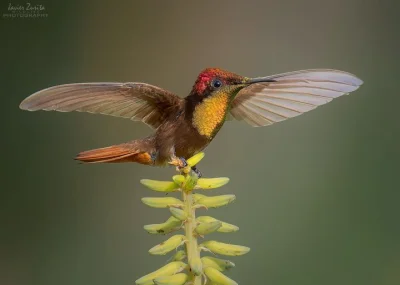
left=19, top=68, right=363, bottom=166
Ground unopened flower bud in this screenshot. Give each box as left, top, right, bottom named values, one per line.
left=149, top=235, right=186, bottom=255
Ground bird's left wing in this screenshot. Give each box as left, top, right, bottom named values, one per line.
left=229, top=69, right=363, bottom=127
left=19, top=82, right=183, bottom=129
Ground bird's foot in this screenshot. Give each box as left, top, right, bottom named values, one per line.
left=169, top=157, right=188, bottom=168
left=169, top=157, right=190, bottom=174
left=169, top=157, right=202, bottom=177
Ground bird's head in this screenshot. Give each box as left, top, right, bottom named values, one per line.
left=188, top=67, right=276, bottom=101
left=189, top=68, right=244, bottom=98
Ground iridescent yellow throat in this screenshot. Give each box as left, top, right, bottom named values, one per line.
left=192, top=92, right=229, bottom=138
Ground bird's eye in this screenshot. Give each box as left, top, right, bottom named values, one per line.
left=211, top=79, right=222, bottom=88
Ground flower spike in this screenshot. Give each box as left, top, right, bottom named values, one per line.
left=137, top=153, right=248, bottom=285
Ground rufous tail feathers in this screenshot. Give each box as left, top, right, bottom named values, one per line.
left=75, top=143, right=153, bottom=164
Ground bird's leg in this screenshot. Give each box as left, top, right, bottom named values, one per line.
left=169, top=156, right=188, bottom=168
left=168, top=146, right=187, bottom=169
left=170, top=157, right=202, bottom=177
left=168, top=148, right=202, bottom=177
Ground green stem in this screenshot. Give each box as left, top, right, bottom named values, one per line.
left=182, top=171, right=202, bottom=285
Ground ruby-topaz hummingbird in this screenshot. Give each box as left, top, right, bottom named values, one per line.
left=19, top=68, right=363, bottom=169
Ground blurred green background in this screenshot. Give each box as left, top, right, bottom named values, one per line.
left=1, top=1, right=399, bottom=285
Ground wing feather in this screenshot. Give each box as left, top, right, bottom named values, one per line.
left=230, top=69, right=362, bottom=127
left=19, top=82, right=183, bottom=129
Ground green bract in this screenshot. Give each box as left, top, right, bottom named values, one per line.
left=196, top=177, right=230, bottom=189
left=142, top=197, right=183, bottom=208
left=186, top=152, right=205, bottom=167
left=170, top=250, right=186, bottom=261
left=169, top=206, right=188, bottom=221
left=144, top=216, right=182, bottom=234
left=201, top=256, right=235, bottom=272
left=135, top=261, right=187, bottom=285
left=195, top=194, right=236, bottom=208
left=149, top=235, right=186, bottom=255
left=195, top=221, right=222, bottom=235
left=200, top=240, right=250, bottom=256
left=140, top=179, right=180, bottom=192
left=136, top=152, right=249, bottom=285
left=196, top=216, right=239, bottom=233
left=154, top=273, right=188, bottom=285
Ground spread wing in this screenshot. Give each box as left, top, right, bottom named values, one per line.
left=19, top=82, right=183, bottom=129
left=230, top=69, right=363, bottom=127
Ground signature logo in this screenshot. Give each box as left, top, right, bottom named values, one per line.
left=3, top=3, right=48, bottom=18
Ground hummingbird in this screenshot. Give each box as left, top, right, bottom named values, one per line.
left=19, top=68, right=362, bottom=171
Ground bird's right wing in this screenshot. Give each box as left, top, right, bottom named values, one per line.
left=230, top=69, right=363, bottom=127
left=19, top=82, right=183, bottom=129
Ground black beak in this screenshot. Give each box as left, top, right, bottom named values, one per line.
left=245, top=77, right=277, bottom=84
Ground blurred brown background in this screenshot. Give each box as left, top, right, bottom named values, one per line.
left=1, top=1, right=399, bottom=285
